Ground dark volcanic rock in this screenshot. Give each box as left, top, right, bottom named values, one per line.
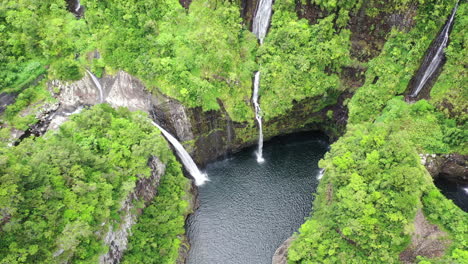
left=99, top=157, right=166, bottom=264
left=422, top=154, right=468, bottom=184
left=0, top=92, right=17, bottom=116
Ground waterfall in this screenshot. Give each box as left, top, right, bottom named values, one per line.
left=151, top=122, right=209, bottom=186
left=86, top=70, right=104, bottom=103
left=317, top=168, right=325, bottom=180
left=252, top=0, right=274, bottom=44
left=409, top=2, right=458, bottom=98
left=75, top=0, right=81, bottom=12
left=253, top=72, right=264, bottom=163
left=251, top=0, right=273, bottom=163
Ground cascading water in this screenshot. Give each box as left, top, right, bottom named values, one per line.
left=251, top=0, right=273, bottom=163
left=86, top=70, right=104, bottom=103
left=252, top=0, right=273, bottom=44
left=75, top=0, right=81, bottom=13
left=317, top=168, right=325, bottom=180
left=151, top=122, right=208, bottom=186
left=252, top=72, right=264, bottom=163
left=409, top=2, right=458, bottom=98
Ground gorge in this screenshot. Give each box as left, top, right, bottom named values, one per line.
left=187, top=132, right=329, bottom=264
left=0, top=0, right=466, bottom=264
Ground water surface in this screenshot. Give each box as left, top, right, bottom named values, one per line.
left=187, top=132, right=329, bottom=264
left=435, top=177, right=468, bottom=212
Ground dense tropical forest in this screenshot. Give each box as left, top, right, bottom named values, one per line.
left=0, top=0, right=466, bottom=263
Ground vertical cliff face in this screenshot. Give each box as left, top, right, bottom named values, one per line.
left=241, top=0, right=260, bottom=29
left=65, top=0, right=84, bottom=17
left=14, top=69, right=341, bottom=167
left=99, top=157, right=166, bottom=264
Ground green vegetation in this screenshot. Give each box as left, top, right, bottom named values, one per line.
left=1, top=0, right=467, bottom=263
left=430, top=3, right=467, bottom=125
left=289, top=122, right=431, bottom=263
left=122, top=160, right=192, bottom=264
left=0, top=1, right=87, bottom=89
left=85, top=0, right=257, bottom=122
left=0, top=105, right=191, bottom=263
left=421, top=187, right=468, bottom=263
left=259, top=0, right=351, bottom=120
left=289, top=98, right=467, bottom=263
left=347, top=0, right=456, bottom=124
left=0, top=0, right=90, bottom=130
left=289, top=0, right=467, bottom=263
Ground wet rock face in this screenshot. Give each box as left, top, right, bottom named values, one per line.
left=188, top=105, right=234, bottom=166
left=294, top=1, right=417, bottom=62
left=349, top=3, right=417, bottom=62
left=99, top=157, right=166, bottom=264
left=241, top=0, right=260, bottom=29
left=47, top=71, right=167, bottom=131
left=153, top=99, right=194, bottom=143
left=50, top=71, right=153, bottom=115
left=421, top=154, right=468, bottom=184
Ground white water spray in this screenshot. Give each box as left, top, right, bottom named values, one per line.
left=75, top=0, right=81, bottom=13
left=252, top=0, right=273, bottom=44
left=463, top=187, right=468, bottom=195
left=317, top=168, right=325, bottom=180
left=251, top=0, right=273, bottom=163
left=152, top=122, right=208, bottom=186
left=253, top=72, right=264, bottom=163
left=86, top=70, right=104, bottom=103
left=410, top=2, right=458, bottom=97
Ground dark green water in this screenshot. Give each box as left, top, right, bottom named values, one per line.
left=187, top=132, right=329, bottom=264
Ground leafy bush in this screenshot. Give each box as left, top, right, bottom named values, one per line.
left=0, top=105, right=182, bottom=263
left=258, top=0, right=351, bottom=120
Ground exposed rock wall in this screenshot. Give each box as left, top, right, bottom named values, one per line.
left=42, top=69, right=346, bottom=166
left=421, top=153, right=468, bottom=184
left=99, top=157, right=166, bottom=264
left=241, top=0, right=260, bottom=29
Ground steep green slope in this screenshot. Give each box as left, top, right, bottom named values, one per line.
left=258, top=0, right=351, bottom=120
left=0, top=105, right=191, bottom=263
left=84, top=0, right=257, bottom=122
left=0, top=0, right=89, bottom=130
left=288, top=0, right=467, bottom=263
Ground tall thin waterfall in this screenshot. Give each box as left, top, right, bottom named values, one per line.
left=86, top=70, right=104, bottom=103
left=252, top=0, right=273, bottom=44
left=152, top=122, right=209, bottom=186
left=75, top=0, right=81, bottom=13
left=253, top=72, right=264, bottom=163
left=409, top=2, right=458, bottom=98
left=251, top=0, right=273, bottom=163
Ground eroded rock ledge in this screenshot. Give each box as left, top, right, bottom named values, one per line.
left=10, top=69, right=346, bottom=167
left=421, top=153, right=468, bottom=184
